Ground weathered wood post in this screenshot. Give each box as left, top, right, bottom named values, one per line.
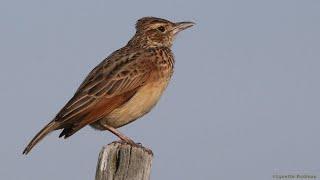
left=95, top=141, right=153, bottom=180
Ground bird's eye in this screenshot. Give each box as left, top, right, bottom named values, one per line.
left=157, top=26, right=166, bottom=32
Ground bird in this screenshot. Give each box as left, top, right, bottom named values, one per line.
left=23, top=17, right=194, bottom=155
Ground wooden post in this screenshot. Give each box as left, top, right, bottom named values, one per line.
left=95, top=141, right=153, bottom=180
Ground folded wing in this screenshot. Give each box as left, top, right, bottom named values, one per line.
left=56, top=49, right=156, bottom=138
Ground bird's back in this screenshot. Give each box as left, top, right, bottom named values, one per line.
left=91, top=46, right=175, bottom=129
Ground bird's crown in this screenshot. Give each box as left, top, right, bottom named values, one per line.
left=128, top=17, right=194, bottom=48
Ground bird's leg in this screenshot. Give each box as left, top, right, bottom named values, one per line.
left=101, top=124, right=136, bottom=145
left=101, top=124, right=153, bottom=154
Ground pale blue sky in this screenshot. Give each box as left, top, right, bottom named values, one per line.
left=1, top=0, right=320, bottom=179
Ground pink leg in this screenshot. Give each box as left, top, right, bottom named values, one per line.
left=102, top=124, right=135, bottom=144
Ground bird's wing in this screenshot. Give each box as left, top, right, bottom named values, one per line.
left=54, top=49, right=157, bottom=137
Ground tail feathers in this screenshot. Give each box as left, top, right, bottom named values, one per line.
left=23, top=122, right=58, bottom=155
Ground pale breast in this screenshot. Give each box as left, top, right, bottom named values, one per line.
left=94, top=79, right=170, bottom=128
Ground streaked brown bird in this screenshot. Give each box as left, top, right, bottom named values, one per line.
left=23, top=17, right=194, bottom=155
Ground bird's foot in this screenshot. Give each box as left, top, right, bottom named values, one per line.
left=116, top=140, right=153, bottom=155
left=119, top=137, right=136, bottom=146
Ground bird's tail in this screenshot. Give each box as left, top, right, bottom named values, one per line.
left=23, top=121, right=59, bottom=155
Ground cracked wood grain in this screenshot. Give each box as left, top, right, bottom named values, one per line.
left=95, top=141, right=153, bottom=180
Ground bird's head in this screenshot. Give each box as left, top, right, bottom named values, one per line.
left=128, top=17, right=195, bottom=48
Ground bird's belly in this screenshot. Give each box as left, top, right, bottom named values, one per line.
left=94, top=80, right=170, bottom=128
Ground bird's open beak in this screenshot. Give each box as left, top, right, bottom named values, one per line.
left=172, top=21, right=195, bottom=35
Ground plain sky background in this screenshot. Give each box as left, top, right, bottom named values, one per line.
left=1, top=0, right=320, bottom=179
